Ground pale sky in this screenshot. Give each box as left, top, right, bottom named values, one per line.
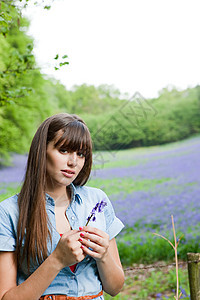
left=24, top=0, right=200, bottom=99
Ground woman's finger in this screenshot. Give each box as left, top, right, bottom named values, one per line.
left=80, top=226, right=107, bottom=238
left=80, top=243, right=108, bottom=261
left=80, top=232, right=104, bottom=246
left=79, top=237, right=102, bottom=252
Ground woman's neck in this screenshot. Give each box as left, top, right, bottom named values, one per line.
left=46, top=185, right=71, bottom=204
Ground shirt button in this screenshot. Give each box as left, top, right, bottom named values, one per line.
left=71, top=216, right=75, bottom=220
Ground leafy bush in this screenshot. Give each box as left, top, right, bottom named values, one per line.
left=84, top=87, right=200, bottom=151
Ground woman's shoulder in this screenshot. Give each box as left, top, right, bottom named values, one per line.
left=75, top=185, right=107, bottom=199
left=0, top=194, right=19, bottom=214
left=74, top=185, right=113, bottom=209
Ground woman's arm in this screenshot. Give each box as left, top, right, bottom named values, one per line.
left=79, top=226, right=125, bottom=296
left=0, top=251, right=62, bottom=300
left=0, top=230, right=85, bottom=300
left=96, top=238, right=125, bottom=296
left=0, top=252, right=17, bottom=299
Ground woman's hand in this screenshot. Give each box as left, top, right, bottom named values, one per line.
left=53, top=230, right=86, bottom=269
left=78, top=226, right=110, bottom=262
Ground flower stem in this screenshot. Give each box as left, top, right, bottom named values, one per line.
left=85, top=214, right=94, bottom=226
left=171, top=215, right=179, bottom=300
left=153, top=215, right=182, bottom=300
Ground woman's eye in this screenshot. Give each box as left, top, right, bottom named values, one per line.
left=77, top=152, right=85, bottom=158
left=59, top=149, right=68, bottom=154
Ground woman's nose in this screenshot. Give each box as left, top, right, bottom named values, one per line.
left=67, top=152, right=77, bottom=166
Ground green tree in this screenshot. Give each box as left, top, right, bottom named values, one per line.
left=69, top=84, right=125, bottom=115
left=0, top=1, right=54, bottom=164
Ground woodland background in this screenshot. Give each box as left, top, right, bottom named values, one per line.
left=0, top=1, right=200, bottom=299
left=1, top=1, right=200, bottom=166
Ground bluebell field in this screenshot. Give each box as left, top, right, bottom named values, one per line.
left=0, top=135, right=200, bottom=264
left=89, top=135, right=200, bottom=263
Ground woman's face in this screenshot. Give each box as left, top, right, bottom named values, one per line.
left=46, top=135, right=85, bottom=191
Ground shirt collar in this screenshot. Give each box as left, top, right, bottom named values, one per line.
left=70, top=183, right=83, bottom=204
left=45, top=183, right=83, bottom=206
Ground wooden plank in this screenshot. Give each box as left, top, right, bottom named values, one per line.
left=187, top=253, right=200, bottom=300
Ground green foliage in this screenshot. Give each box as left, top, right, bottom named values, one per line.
left=69, top=84, right=123, bottom=115
left=117, top=229, right=200, bottom=266
left=1, top=1, right=200, bottom=166
left=0, top=0, right=20, bottom=37
left=54, top=54, right=69, bottom=70
left=83, top=86, right=200, bottom=151
left=134, top=268, right=189, bottom=299
left=104, top=265, right=190, bottom=299
left=42, top=78, right=72, bottom=113
left=0, top=1, right=55, bottom=164
left=0, top=2, right=36, bottom=107
left=0, top=184, right=21, bottom=201
left=141, top=87, right=200, bottom=146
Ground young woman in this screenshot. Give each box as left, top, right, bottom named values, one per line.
left=0, top=113, right=124, bottom=300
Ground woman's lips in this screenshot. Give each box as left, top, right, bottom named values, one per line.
left=61, top=169, right=75, bottom=178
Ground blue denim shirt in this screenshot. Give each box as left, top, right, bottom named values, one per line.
left=0, top=184, right=124, bottom=298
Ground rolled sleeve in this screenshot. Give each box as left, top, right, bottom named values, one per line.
left=0, top=202, right=17, bottom=251
left=107, top=216, right=124, bottom=240
left=102, top=192, right=124, bottom=240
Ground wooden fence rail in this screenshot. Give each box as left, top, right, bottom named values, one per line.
left=187, top=253, right=200, bottom=300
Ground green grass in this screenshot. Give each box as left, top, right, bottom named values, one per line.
left=87, top=177, right=171, bottom=197
left=93, top=155, right=141, bottom=170
left=104, top=267, right=190, bottom=299
left=117, top=228, right=200, bottom=266
left=0, top=184, right=20, bottom=202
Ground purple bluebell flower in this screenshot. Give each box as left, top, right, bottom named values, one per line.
left=85, top=199, right=107, bottom=226
left=98, top=200, right=107, bottom=212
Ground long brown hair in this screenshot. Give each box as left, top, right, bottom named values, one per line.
left=16, top=113, right=92, bottom=270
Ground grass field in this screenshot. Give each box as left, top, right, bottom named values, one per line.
left=0, top=135, right=200, bottom=299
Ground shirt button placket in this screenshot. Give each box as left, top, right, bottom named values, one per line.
left=66, top=209, right=76, bottom=228
left=69, top=275, right=78, bottom=294
left=70, top=215, right=76, bottom=228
